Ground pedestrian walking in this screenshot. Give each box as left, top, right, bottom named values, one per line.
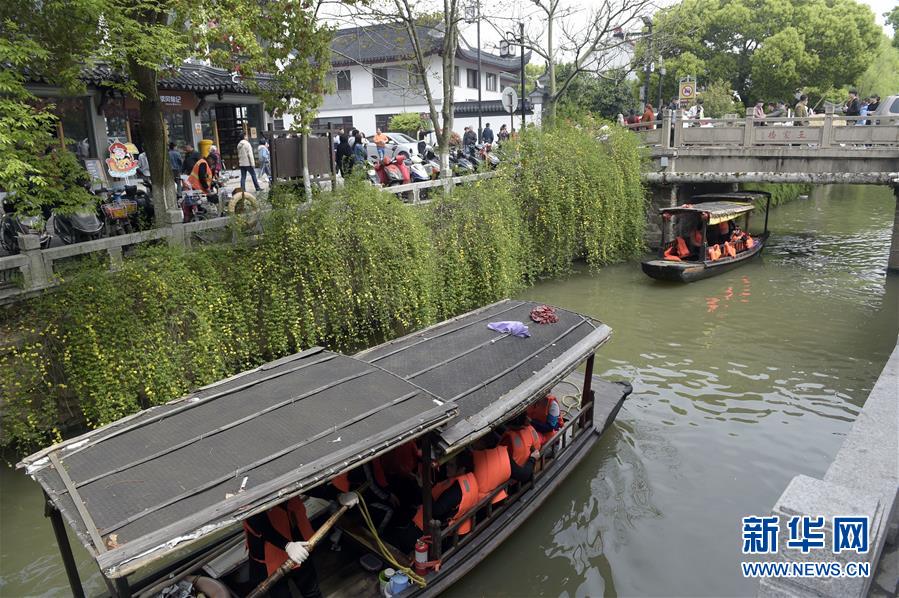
left=794, top=95, right=809, bottom=126
left=642, top=103, right=655, bottom=129
left=168, top=142, right=183, bottom=192
left=498, top=124, right=510, bottom=143
left=844, top=90, right=861, bottom=124
left=258, top=139, right=272, bottom=184
left=335, top=135, right=353, bottom=177
left=373, top=128, right=388, bottom=160
left=237, top=133, right=260, bottom=192
left=482, top=123, right=495, bottom=144
left=353, top=133, right=367, bottom=165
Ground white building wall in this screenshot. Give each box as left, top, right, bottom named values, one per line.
left=351, top=65, right=374, bottom=106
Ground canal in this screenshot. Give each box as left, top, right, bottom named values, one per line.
left=1, top=185, right=897, bottom=597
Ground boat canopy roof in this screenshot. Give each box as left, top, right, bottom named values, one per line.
left=17, top=348, right=457, bottom=579
left=358, top=300, right=612, bottom=452
left=660, top=200, right=755, bottom=225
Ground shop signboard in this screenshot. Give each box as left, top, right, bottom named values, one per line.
left=83, top=158, right=109, bottom=190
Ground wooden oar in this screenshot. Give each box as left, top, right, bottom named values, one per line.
left=246, top=504, right=349, bottom=598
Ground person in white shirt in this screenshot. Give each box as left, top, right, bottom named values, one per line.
left=237, top=133, right=260, bottom=192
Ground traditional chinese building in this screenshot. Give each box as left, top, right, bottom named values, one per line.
left=26, top=62, right=277, bottom=166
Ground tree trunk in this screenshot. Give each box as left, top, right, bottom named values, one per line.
left=544, top=15, right=557, bottom=126
left=128, top=60, right=177, bottom=225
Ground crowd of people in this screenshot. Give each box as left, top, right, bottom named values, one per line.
left=244, top=393, right=565, bottom=597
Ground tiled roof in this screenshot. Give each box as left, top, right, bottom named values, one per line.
left=453, top=98, right=533, bottom=116
left=331, top=23, right=529, bottom=70
left=27, top=62, right=273, bottom=94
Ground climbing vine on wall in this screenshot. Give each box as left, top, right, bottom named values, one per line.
left=0, top=118, right=646, bottom=457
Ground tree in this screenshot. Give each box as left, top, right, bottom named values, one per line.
left=494, top=0, right=656, bottom=125
left=887, top=7, right=899, bottom=49
left=4, top=0, right=341, bottom=224
left=338, top=0, right=466, bottom=176
left=553, top=64, right=633, bottom=119
left=857, top=35, right=899, bottom=100
left=700, top=79, right=743, bottom=118
left=388, top=112, right=430, bottom=137
left=649, top=0, right=881, bottom=105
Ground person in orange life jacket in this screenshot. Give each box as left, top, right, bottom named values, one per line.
left=473, top=431, right=539, bottom=501
left=243, top=492, right=357, bottom=598
left=376, top=441, right=423, bottom=520
left=398, top=456, right=479, bottom=554
left=528, top=394, right=562, bottom=444
left=499, top=414, right=542, bottom=482
left=184, top=156, right=213, bottom=222
left=330, top=461, right=401, bottom=538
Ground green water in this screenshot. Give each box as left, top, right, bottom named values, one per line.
left=2, top=185, right=897, bottom=597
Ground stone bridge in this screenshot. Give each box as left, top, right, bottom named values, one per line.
left=631, top=109, right=899, bottom=271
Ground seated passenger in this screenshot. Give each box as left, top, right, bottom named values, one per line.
left=408, top=458, right=479, bottom=543
left=528, top=394, right=563, bottom=445
left=471, top=434, right=513, bottom=504
left=501, top=413, right=542, bottom=466
left=663, top=236, right=690, bottom=261
left=375, top=440, right=423, bottom=520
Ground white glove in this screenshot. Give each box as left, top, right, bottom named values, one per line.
left=338, top=492, right=359, bottom=508
left=285, top=541, right=309, bottom=564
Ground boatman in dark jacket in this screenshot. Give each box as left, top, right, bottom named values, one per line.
left=244, top=492, right=358, bottom=598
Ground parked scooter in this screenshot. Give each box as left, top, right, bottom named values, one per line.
left=479, top=143, right=501, bottom=168
left=99, top=187, right=138, bottom=236
left=0, top=194, right=52, bottom=254
left=408, top=155, right=430, bottom=183
left=53, top=200, right=104, bottom=245
left=179, top=190, right=215, bottom=222
left=449, top=149, right=475, bottom=175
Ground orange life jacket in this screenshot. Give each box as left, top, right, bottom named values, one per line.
left=472, top=446, right=512, bottom=504
left=186, top=158, right=212, bottom=192
left=691, top=229, right=702, bottom=245
left=663, top=245, right=682, bottom=261
left=723, top=241, right=737, bottom=258
left=413, top=472, right=479, bottom=535
left=244, top=497, right=315, bottom=576
left=707, top=244, right=722, bottom=261
left=501, top=425, right=541, bottom=466
left=745, top=234, right=755, bottom=249
left=675, top=237, right=690, bottom=258
left=527, top=395, right=563, bottom=444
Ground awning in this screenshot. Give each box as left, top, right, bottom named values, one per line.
left=660, top=200, right=756, bottom=225
left=357, top=300, right=612, bottom=452
left=17, top=348, right=456, bottom=578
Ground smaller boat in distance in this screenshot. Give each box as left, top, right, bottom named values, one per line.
left=642, top=191, right=771, bottom=283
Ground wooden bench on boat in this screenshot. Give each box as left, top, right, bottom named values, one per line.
left=17, top=299, right=632, bottom=597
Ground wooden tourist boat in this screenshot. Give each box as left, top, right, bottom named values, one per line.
left=18, top=299, right=631, bottom=597
left=641, top=191, right=772, bottom=283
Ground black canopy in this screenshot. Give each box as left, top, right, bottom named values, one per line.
left=357, top=300, right=612, bottom=451
left=18, top=348, right=456, bottom=578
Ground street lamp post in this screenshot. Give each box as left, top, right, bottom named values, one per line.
left=658, top=59, right=665, bottom=112
left=503, top=25, right=526, bottom=131
left=641, top=16, right=653, bottom=111
left=466, top=1, right=482, bottom=141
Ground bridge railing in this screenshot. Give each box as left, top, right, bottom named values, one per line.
left=628, top=107, right=899, bottom=149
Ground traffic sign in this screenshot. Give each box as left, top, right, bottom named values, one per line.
left=679, top=80, right=695, bottom=101
left=501, top=87, right=518, bottom=114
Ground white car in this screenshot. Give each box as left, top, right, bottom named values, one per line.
left=364, top=132, right=423, bottom=161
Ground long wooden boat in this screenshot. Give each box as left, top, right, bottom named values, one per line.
left=18, top=299, right=631, bottom=597
left=642, top=191, right=772, bottom=283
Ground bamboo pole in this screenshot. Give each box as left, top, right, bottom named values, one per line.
left=246, top=505, right=349, bottom=598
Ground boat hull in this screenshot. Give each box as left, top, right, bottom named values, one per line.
left=641, top=233, right=769, bottom=283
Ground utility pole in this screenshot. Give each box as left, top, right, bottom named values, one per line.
left=658, top=59, right=665, bottom=113
left=519, top=22, right=525, bottom=130
left=477, top=0, right=482, bottom=141
left=641, top=16, right=653, bottom=111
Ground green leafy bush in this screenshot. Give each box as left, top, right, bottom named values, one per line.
left=0, top=119, right=646, bottom=456
left=387, top=112, right=429, bottom=137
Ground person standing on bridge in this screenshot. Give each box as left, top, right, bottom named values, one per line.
left=642, top=103, right=655, bottom=130
left=794, top=95, right=809, bottom=127
left=844, top=90, right=861, bottom=125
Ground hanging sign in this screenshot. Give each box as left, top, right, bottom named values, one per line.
left=105, top=142, right=139, bottom=178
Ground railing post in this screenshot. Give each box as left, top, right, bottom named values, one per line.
left=672, top=110, right=684, bottom=148
left=743, top=107, right=755, bottom=147
left=18, top=234, right=50, bottom=290
left=821, top=104, right=834, bottom=149
left=661, top=109, right=672, bottom=150
left=107, top=245, right=124, bottom=271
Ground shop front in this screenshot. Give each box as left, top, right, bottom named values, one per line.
left=102, top=91, right=198, bottom=152
left=198, top=101, right=265, bottom=166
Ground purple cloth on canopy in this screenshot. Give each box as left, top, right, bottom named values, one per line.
left=487, top=321, right=531, bottom=338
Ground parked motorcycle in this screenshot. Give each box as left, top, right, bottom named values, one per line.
left=53, top=201, right=104, bottom=245
left=449, top=150, right=475, bottom=175
left=0, top=195, right=52, bottom=254
left=408, top=155, right=430, bottom=183
left=179, top=190, right=215, bottom=222
left=479, top=143, right=501, bottom=168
